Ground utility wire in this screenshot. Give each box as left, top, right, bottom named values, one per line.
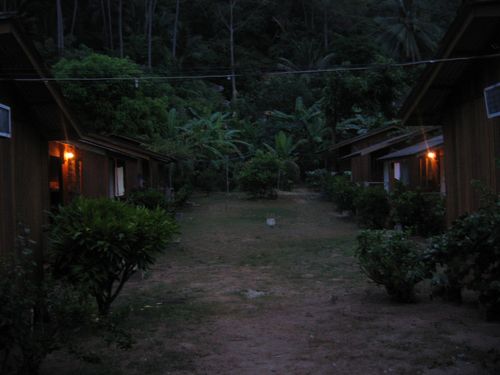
left=1, top=52, right=500, bottom=82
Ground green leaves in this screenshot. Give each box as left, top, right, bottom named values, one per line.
left=49, top=197, right=178, bottom=316
left=375, top=0, right=442, bottom=61
left=356, top=230, right=427, bottom=302
left=238, top=151, right=281, bottom=198
left=427, top=196, right=500, bottom=319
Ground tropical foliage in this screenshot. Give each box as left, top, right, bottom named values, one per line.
left=3, top=0, right=460, bottom=189
left=356, top=229, right=428, bottom=302
left=49, top=198, right=178, bottom=316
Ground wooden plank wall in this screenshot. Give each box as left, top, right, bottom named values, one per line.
left=126, top=159, right=140, bottom=193
left=81, top=149, right=109, bottom=198
left=0, top=136, right=14, bottom=255
left=13, top=119, right=49, bottom=261
left=1, top=85, right=48, bottom=258
left=443, top=59, right=500, bottom=223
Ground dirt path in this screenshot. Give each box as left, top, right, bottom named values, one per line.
left=42, top=192, right=500, bottom=375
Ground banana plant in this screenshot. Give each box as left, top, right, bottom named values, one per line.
left=264, top=131, right=305, bottom=161
left=269, top=97, right=323, bottom=133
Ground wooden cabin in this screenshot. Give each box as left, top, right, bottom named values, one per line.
left=329, top=125, right=403, bottom=174
left=0, top=18, right=172, bottom=257
left=400, top=0, right=500, bottom=223
left=378, top=135, right=445, bottom=193
left=47, top=136, right=172, bottom=208
left=337, top=127, right=440, bottom=187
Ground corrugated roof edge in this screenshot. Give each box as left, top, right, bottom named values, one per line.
left=329, top=125, right=403, bottom=151
left=378, top=135, right=444, bottom=160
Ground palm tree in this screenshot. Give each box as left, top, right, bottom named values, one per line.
left=376, top=0, right=441, bottom=61
left=277, top=39, right=335, bottom=72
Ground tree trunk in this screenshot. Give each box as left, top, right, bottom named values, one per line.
left=101, top=0, right=108, bottom=49
left=229, top=0, right=237, bottom=101
left=172, top=0, right=180, bottom=58
left=70, top=0, right=78, bottom=38
left=323, top=10, right=328, bottom=50
left=147, top=0, right=157, bottom=71
left=118, top=0, right=124, bottom=57
left=302, top=0, right=308, bottom=29
left=56, top=0, right=64, bottom=55
left=106, top=0, right=114, bottom=50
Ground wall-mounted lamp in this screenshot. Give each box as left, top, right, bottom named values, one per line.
left=427, top=151, right=437, bottom=160
left=64, top=151, right=75, bottom=160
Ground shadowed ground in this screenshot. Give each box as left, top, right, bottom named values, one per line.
left=42, top=191, right=500, bottom=375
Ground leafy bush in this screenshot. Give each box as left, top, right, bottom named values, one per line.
left=1, top=230, right=91, bottom=375
left=324, top=174, right=359, bottom=212
left=305, top=169, right=328, bottom=190
left=426, top=199, right=500, bottom=320
left=279, top=160, right=300, bottom=191
left=171, top=185, right=192, bottom=210
left=390, top=188, right=445, bottom=237
left=127, top=188, right=169, bottom=210
left=356, top=230, right=427, bottom=302
left=49, top=197, right=178, bottom=316
left=238, top=151, right=281, bottom=198
left=354, top=187, right=390, bottom=229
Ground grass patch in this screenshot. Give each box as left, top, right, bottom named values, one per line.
left=240, top=235, right=361, bottom=280
left=114, top=284, right=218, bottom=332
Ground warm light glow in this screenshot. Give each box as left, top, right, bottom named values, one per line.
left=64, top=151, right=75, bottom=160
left=427, top=151, right=436, bottom=160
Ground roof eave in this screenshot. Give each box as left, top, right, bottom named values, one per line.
left=399, top=1, right=500, bottom=125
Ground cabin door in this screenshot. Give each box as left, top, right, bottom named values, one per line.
left=49, top=155, right=63, bottom=208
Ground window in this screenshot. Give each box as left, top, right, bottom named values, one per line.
left=0, top=103, right=11, bottom=138
left=115, top=164, right=125, bottom=196
left=484, top=83, right=500, bottom=119
left=109, top=159, right=126, bottom=197
left=394, top=162, right=401, bottom=180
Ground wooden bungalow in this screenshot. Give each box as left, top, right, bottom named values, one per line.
left=0, top=18, right=173, bottom=257
left=329, top=125, right=403, bottom=173
left=47, top=135, right=173, bottom=208
left=378, top=135, right=445, bottom=193
left=337, top=127, right=440, bottom=187
left=400, top=0, right=500, bottom=223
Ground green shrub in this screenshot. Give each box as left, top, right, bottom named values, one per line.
left=426, top=199, right=500, bottom=320
left=171, top=185, right=191, bottom=210
left=390, top=188, right=445, bottom=237
left=1, top=230, right=91, bottom=375
left=127, top=188, right=169, bottom=210
left=305, top=169, right=328, bottom=190
left=49, top=197, right=178, bottom=316
left=356, top=230, right=427, bottom=302
left=354, top=187, right=390, bottom=229
left=238, top=151, right=281, bottom=198
left=324, top=175, right=359, bottom=212
left=279, top=160, right=300, bottom=191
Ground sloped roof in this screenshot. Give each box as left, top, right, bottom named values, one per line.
left=80, top=134, right=175, bottom=163
left=378, top=135, right=444, bottom=160
left=0, top=17, right=82, bottom=140
left=329, top=125, right=403, bottom=151
left=0, top=17, right=174, bottom=163
left=400, top=0, right=500, bottom=126
left=341, top=126, right=441, bottom=160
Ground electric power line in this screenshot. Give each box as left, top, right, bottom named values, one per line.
left=1, top=52, right=499, bottom=83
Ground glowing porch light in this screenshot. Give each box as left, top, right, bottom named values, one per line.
left=64, top=151, right=75, bottom=160
left=427, top=151, right=436, bottom=160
